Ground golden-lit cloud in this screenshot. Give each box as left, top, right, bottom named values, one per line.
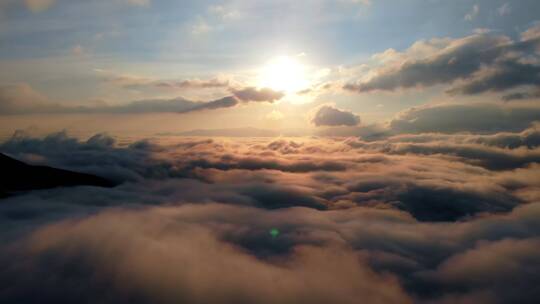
left=1, top=129, right=540, bottom=302
left=24, top=0, right=55, bottom=12
left=266, top=110, right=284, bottom=121
left=125, top=0, right=150, bottom=6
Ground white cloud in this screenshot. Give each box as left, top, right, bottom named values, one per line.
left=498, top=3, right=511, bottom=16
left=345, top=0, right=371, bottom=5
left=209, top=5, right=241, bottom=20
left=191, top=18, right=212, bottom=35
left=465, top=4, right=479, bottom=21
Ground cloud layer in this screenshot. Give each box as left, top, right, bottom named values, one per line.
left=1, top=118, right=539, bottom=303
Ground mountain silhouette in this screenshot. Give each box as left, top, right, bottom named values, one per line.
left=0, top=153, right=116, bottom=198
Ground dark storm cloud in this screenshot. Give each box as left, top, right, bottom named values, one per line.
left=311, top=105, right=361, bottom=127
left=1, top=129, right=540, bottom=303
left=344, top=25, right=540, bottom=96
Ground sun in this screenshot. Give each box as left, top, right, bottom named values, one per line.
left=258, top=56, right=310, bottom=94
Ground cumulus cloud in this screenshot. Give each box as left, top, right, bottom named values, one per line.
left=312, top=105, right=361, bottom=127
left=448, top=60, right=540, bottom=95
left=344, top=24, right=540, bottom=96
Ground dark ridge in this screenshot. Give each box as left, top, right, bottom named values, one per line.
left=0, top=153, right=117, bottom=198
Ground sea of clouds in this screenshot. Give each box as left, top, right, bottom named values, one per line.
left=0, top=126, right=539, bottom=303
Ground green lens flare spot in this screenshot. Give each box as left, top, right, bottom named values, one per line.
left=269, top=228, right=280, bottom=238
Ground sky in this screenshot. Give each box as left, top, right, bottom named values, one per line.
left=1, top=0, right=539, bottom=136
left=1, top=1, right=540, bottom=304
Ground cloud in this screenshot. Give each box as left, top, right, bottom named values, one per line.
left=155, top=78, right=230, bottom=89
left=502, top=88, right=540, bottom=101
left=1, top=128, right=540, bottom=303
left=432, top=238, right=540, bottom=303
left=344, top=25, right=540, bottom=96
left=0, top=205, right=412, bottom=304
left=464, top=4, right=479, bottom=21
left=103, top=73, right=231, bottom=91
left=208, top=4, right=241, bottom=20
left=0, top=83, right=283, bottom=115
left=387, top=142, right=540, bottom=171
left=448, top=60, right=540, bottom=95
left=2, top=130, right=536, bottom=221
left=191, top=18, right=213, bottom=35
left=266, top=110, right=284, bottom=121
left=312, top=105, right=361, bottom=127
left=367, top=124, right=540, bottom=149
left=232, top=87, right=285, bottom=102
left=389, top=102, right=540, bottom=134
left=0, top=83, right=48, bottom=114
left=71, top=44, right=84, bottom=56
left=175, top=127, right=282, bottom=137
left=24, top=0, right=55, bottom=12
left=345, top=0, right=371, bottom=5
left=497, top=3, right=511, bottom=16
left=125, top=0, right=150, bottom=6
left=102, top=74, right=286, bottom=107
left=187, top=96, right=239, bottom=112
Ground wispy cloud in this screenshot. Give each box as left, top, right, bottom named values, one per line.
left=465, top=4, right=479, bottom=21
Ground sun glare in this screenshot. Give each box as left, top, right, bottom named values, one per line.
left=258, top=56, right=310, bottom=94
